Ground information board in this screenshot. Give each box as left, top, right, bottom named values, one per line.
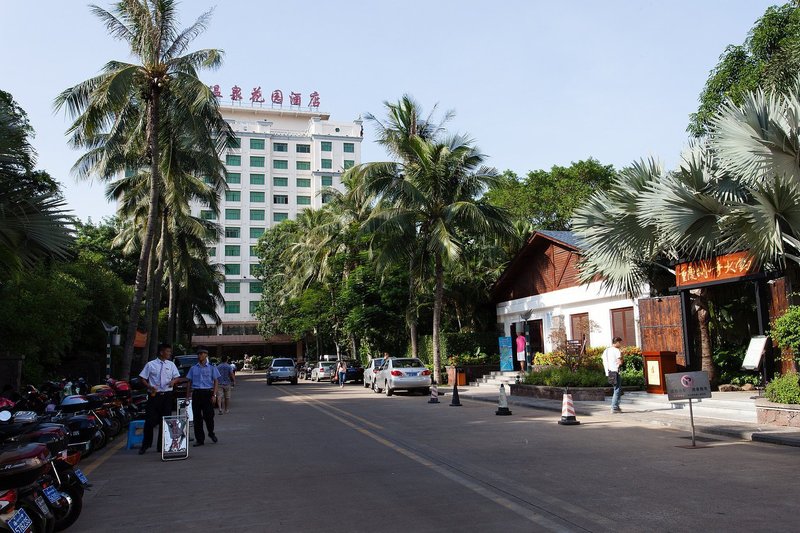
left=499, top=337, right=514, bottom=372
left=665, top=371, right=712, bottom=402
left=161, top=416, right=189, bottom=461
left=742, top=335, right=768, bottom=371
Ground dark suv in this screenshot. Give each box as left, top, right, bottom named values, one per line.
left=266, top=358, right=298, bottom=385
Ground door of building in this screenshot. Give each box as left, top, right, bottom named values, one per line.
left=527, top=319, right=544, bottom=354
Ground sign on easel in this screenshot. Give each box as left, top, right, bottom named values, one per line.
left=742, top=335, right=768, bottom=371
left=161, top=416, right=189, bottom=461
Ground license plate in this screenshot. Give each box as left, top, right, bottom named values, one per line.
left=43, top=485, right=60, bottom=504
left=35, top=495, right=49, bottom=515
left=74, top=468, right=90, bottom=486
left=8, top=508, right=33, bottom=533
left=406, top=372, right=418, bottom=376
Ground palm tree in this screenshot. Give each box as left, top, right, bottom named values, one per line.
left=362, top=134, right=514, bottom=384
left=55, top=0, right=232, bottom=378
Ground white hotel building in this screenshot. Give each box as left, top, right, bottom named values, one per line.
left=191, top=104, right=363, bottom=358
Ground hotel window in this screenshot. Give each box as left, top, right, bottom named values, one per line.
left=224, top=227, right=240, bottom=239
left=249, top=301, right=259, bottom=314
left=611, top=307, right=636, bottom=347
left=274, top=195, right=288, bottom=205
left=225, top=191, right=241, bottom=202
left=321, top=159, right=332, bottom=169
left=250, top=245, right=259, bottom=256
left=321, top=176, right=333, bottom=187
left=250, top=209, right=265, bottom=221
left=250, top=191, right=265, bottom=203
left=273, top=159, right=288, bottom=170
left=273, top=212, right=288, bottom=222
left=228, top=137, right=241, bottom=149
left=250, top=173, right=265, bottom=185
left=208, top=246, right=215, bottom=256
left=250, top=156, right=265, bottom=168
left=250, top=264, right=263, bottom=276
left=250, top=282, right=263, bottom=294
left=343, top=143, right=355, bottom=153
left=296, top=161, right=311, bottom=171
left=250, top=138, right=265, bottom=150
left=273, top=177, right=288, bottom=187
left=224, top=245, right=240, bottom=257
left=321, top=141, right=332, bottom=152
left=297, top=196, right=311, bottom=206
left=226, top=154, right=241, bottom=166
left=202, top=175, right=214, bottom=184
left=224, top=301, right=240, bottom=314
left=297, top=178, right=311, bottom=188
left=250, top=227, right=265, bottom=239
left=200, top=210, right=216, bottom=220
left=224, top=264, right=240, bottom=275
left=296, top=144, right=311, bottom=153
left=224, top=282, right=240, bottom=294
left=273, top=142, right=288, bottom=152
left=226, top=172, right=241, bottom=184
left=225, top=209, right=240, bottom=220
left=343, top=160, right=355, bottom=169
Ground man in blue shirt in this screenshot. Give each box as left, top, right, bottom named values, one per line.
left=186, top=347, right=221, bottom=446
left=216, top=356, right=235, bottom=414
left=138, top=343, right=181, bottom=455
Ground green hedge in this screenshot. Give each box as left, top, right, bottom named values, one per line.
left=522, top=367, right=608, bottom=388
left=766, top=372, right=800, bottom=404
left=408, top=332, right=501, bottom=367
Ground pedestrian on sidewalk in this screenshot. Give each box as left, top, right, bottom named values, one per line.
left=216, top=355, right=235, bottom=414
left=138, top=343, right=181, bottom=455
left=337, top=360, right=347, bottom=388
left=602, top=337, right=624, bottom=413
left=186, top=347, right=220, bottom=446
left=515, top=331, right=527, bottom=373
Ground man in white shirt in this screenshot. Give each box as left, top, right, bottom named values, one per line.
left=138, top=343, right=181, bottom=455
left=602, top=337, right=624, bottom=413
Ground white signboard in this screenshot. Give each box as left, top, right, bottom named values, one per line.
left=161, top=416, right=189, bottom=461
left=665, top=371, right=712, bottom=402
left=742, top=335, right=769, bottom=371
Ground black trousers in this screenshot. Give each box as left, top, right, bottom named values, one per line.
left=191, top=389, right=215, bottom=443
left=143, top=393, right=173, bottom=450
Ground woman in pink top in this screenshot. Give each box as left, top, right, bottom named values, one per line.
left=516, top=332, right=527, bottom=373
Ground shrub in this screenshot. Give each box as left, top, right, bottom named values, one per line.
left=772, top=306, right=800, bottom=354
left=619, top=368, right=644, bottom=388
left=534, top=351, right=565, bottom=366
left=621, top=346, right=643, bottom=371
left=765, top=372, right=800, bottom=404
left=447, top=348, right=499, bottom=367
left=713, top=345, right=748, bottom=384
left=522, top=367, right=608, bottom=388
left=411, top=332, right=501, bottom=368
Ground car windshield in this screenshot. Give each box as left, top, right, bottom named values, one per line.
left=393, top=359, right=424, bottom=368
left=175, top=356, right=198, bottom=367
left=321, top=363, right=335, bottom=369
left=273, top=359, right=294, bottom=367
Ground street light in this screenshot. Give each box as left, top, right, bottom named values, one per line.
left=102, top=321, right=120, bottom=379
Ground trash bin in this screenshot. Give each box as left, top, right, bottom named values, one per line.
left=446, top=366, right=467, bottom=386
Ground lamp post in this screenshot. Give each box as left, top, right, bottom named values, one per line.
left=102, top=321, right=120, bottom=379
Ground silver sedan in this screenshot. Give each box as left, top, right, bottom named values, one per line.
left=311, top=362, right=336, bottom=382
left=374, top=358, right=431, bottom=396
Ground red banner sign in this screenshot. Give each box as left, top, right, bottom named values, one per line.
left=675, top=251, right=757, bottom=288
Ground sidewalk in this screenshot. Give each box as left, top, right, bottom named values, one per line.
left=446, top=385, right=800, bottom=447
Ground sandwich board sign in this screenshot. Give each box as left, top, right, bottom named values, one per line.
left=499, top=337, right=514, bottom=372
left=161, top=416, right=189, bottom=461
left=742, top=335, right=768, bottom=371
left=665, top=371, right=712, bottom=447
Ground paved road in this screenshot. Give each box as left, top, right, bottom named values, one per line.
left=76, top=375, right=799, bottom=532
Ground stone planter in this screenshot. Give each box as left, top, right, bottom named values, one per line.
left=509, top=383, right=608, bottom=401
left=756, top=398, right=800, bottom=427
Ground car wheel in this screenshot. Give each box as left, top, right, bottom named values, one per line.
left=385, top=382, right=393, bottom=396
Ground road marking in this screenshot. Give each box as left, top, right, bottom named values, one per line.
left=82, top=437, right=126, bottom=476
left=279, top=388, right=585, bottom=532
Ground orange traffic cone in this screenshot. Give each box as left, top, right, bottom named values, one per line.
left=558, top=392, right=580, bottom=425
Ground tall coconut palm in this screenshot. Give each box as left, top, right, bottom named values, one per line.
left=55, top=0, right=232, bottom=378
left=362, top=135, right=514, bottom=384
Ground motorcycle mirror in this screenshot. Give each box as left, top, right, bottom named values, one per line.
left=0, top=410, right=11, bottom=422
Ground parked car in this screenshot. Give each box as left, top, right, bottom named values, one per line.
left=300, top=361, right=317, bottom=380
left=266, top=358, right=298, bottom=385
left=374, top=358, right=431, bottom=396
left=310, top=362, right=336, bottom=382
left=363, top=358, right=386, bottom=389
left=174, top=354, right=199, bottom=377
left=328, top=360, right=364, bottom=384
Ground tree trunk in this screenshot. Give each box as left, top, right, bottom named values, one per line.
left=121, top=92, right=161, bottom=380
left=694, top=288, right=716, bottom=385
left=350, top=334, right=358, bottom=361
left=139, top=215, right=162, bottom=369
left=432, top=252, right=444, bottom=385
left=166, top=237, right=177, bottom=345
left=148, top=216, right=168, bottom=359
left=407, top=256, right=419, bottom=359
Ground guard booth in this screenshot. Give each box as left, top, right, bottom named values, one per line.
left=637, top=251, right=792, bottom=392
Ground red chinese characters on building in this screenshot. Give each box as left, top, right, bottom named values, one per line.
left=309, top=91, right=320, bottom=108
left=250, top=86, right=265, bottom=103
left=231, top=85, right=243, bottom=101
left=210, top=84, right=222, bottom=98
left=271, top=89, right=283, bottom=105
left=674, top=251, right=757, bottom=288
left=289, top=92, right=302, bottom=106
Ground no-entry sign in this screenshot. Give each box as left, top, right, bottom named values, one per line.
left=665, top=371, right=712, bottom=402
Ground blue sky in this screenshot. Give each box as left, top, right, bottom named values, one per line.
left=0, top=0, right=777, bottom=221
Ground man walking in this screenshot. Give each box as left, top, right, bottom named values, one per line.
left=216, top=355, right=235, bottom=414
left=602, top=337, right=624, bottom=413
left=138, top=343, right=181, bottom=455
left=186, top=347, right=220, bottom=446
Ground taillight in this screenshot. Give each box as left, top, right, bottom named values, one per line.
left=421, top=370, right=431, bottom=376
left=390, top=370, right=403, bottom=376
left=0, top=489, right=17, bottom=513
